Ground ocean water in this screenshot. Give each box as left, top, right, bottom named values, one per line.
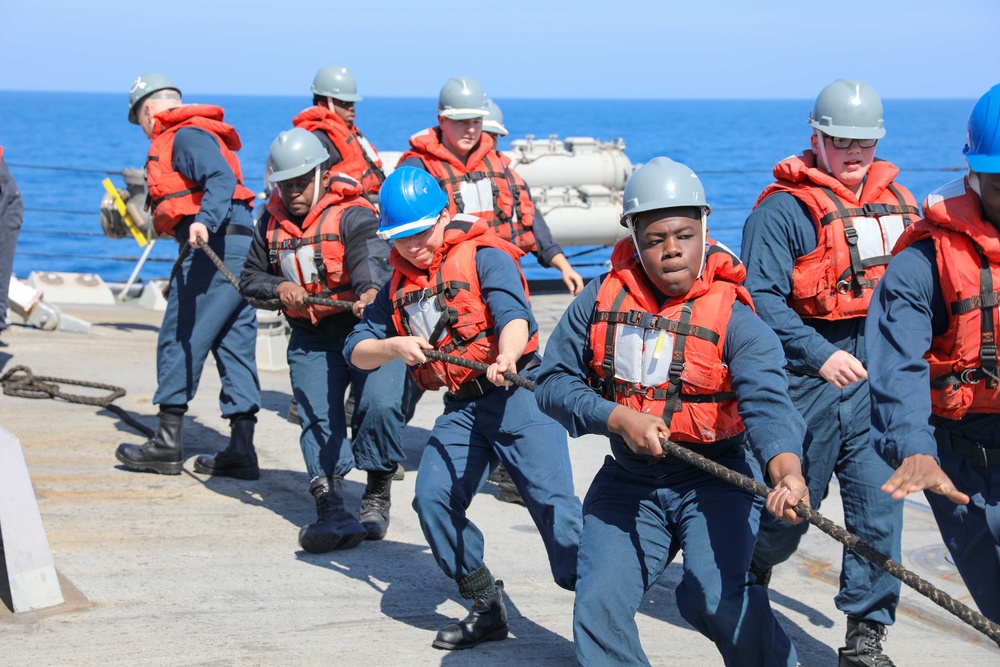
left=0, top=91, right=974, bottom=285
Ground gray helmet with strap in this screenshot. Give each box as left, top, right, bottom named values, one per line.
left=808, top=79, right=886, bottom=140
left=438, top=77, right=489, bottom=120
left=311, top=66, right=362, bottom=102
left=483, top=98, right=508, bottom=136
left=268, top=128, right=330, bottom=183
left=128, top=73, right=180, bottom=124
left=621, top=157, right=709, bottom=227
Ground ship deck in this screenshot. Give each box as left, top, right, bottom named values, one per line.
left=1, top=293, right=998, bottom=666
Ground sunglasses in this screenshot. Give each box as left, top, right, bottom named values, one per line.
left=825, top=136, right=878, bottom=149
left=331, top=99, right=355, bottom=109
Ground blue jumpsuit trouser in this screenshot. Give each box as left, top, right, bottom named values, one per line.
left=288, top=327, right=408, bottom=479
left=753, top=374, right=902, bottom=624
left=926, top=434, right=1000, bottom=623
left=574, top=448, right=797, bottom=667
left=411, top=374, right=582, bottom=592
left=154, top=232, right=260, bottom=417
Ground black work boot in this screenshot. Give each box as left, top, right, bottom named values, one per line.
left=115, top=412, right=184, bottom=475
left=359, top=470, right=393, bottom=540
left=433, top=572, right=508, bottom=650
left=494, top=464, right=525, bottom=506
left=749, top=558, right=773, bottom=588
left=193, top=416, right=260, bottom=480
left=298, top=476, right=367, bottom=553
left=838, top=617, right=896, bottom=667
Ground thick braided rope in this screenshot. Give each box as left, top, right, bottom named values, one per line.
left=0, top=366, right=154, bottom=437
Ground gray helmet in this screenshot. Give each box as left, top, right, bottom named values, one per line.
left=808, top=78, right=886, bottom=140
left=483, top=98, right=508, bottom=136
left=268, top=128, right=330, bottom=184
left=128, top=73, right=180, bottom=124
left=621, top=157, right=709, bottom=226
left=438, top=77, right=489, bottom=120
left=311, top=66, right=362, bottom=102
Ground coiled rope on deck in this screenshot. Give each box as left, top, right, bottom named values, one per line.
left=188, top=237, right=1000, bottom=646
left=0, top=366, right=154, bottom=437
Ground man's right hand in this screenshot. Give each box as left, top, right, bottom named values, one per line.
left=882, top=453, right=970, bottom=504
left=818, top=350, right=868, bottom=388
left=390, top=336, right=434, bottom=365
left=608, top=406, right=671, bottom=458
left=277, top=281, right=309, bottom=309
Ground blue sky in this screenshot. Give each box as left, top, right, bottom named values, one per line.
left=3, top=1, right=998, bottom=99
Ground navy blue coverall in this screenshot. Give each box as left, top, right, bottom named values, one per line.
left=867, top=239, right=1000, bottom=623
left=535, top=275, right=804, bottom=667
left=344, top=247, right=582, bottom=592
left=741, top=192, right=903, bottom=626
left=153, top=127, right=260, bottom=418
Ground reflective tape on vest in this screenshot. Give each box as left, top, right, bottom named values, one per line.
left=613, top=325, right=676, bottom=387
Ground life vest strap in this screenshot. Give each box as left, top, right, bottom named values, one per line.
left=594, top=309, right=721, bottom=345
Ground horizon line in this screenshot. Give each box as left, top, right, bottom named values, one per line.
left=0, top=89, right=978, bottom=103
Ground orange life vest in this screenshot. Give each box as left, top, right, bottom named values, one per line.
left=145, top=105, right=256, bottom=237
left=399, top=129, right=534, bottom=249
left=388, top=216, right=537, bottom=392
left=292, top=106, right=385, bottom=196
left=265, top=174, right=376, bottom=324
left=894, top=177, right=1000, bottom=419
left=755, top=151, right=918, bottom=320
left=588, top=239, right=751, bottom=444
left=492, top=151, right=537, bottom=253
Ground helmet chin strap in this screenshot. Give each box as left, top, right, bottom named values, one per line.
left=312, top=166, right=322, bottom=208
left=815, top=130, right=833, bottom=175
left=969, top=169, right=982, bottom=197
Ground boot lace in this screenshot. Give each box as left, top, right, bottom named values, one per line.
left=862, top=624, right=895, bottom=667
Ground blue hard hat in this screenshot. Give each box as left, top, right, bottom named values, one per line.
left=377, top=167, right=449, bottom=240
left=965, top=83, right=1000, bottom=174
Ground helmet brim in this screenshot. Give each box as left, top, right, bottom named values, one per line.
left=312, top=89, right=362, bottom=102
left=439, top=108, right=489, bottom=120
left=965, top=150, right=1000, bottom=174
left=484, top=120, right=508, bottom=136
left=377, top=216, right=437, bottom=240
left=269, top=162, right=324, bottom=185
left=809, top=120, right=886, bottom=140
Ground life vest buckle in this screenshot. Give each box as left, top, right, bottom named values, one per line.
left=836, top=279, right=853, bottom=294
left=863, top=203, right=891, bottom=217
left=960, top=368, right=981, bottom=385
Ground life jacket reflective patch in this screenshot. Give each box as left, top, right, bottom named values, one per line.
left=896, top=177, right=1000, bottom=419
left=612, top=325, right=675, bottom=387
left=756, top=152, right=918, bottom=320
left=402, top=293, right=447, bottom=343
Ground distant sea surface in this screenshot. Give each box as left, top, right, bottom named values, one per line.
left=0, top=92, right=974, bottom=284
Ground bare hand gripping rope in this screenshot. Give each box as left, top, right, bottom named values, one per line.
left=189, top=238, right=1000, bottom=646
